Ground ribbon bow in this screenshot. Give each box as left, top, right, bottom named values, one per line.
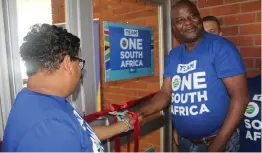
left=108, top=104, right=140, bottom=152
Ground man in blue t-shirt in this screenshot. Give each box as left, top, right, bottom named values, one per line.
left=239, top=75, right=261, bottom=152
left=3, top=24, right=134, bottom=152
left=137, top=0, right=249, bottom=152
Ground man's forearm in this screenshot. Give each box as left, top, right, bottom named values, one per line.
left=213, top=97, right=249, bottom=147
left=138, top=90, right=171, bottom=118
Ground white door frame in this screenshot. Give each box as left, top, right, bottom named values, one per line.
left=0, top=0, right=22, bottom=139
left=1, top=0, right=23, bottom=100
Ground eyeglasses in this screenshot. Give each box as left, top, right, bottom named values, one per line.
left=60, top=54, right=86, bottom=70
left=70, top=56, right=85, bottom=70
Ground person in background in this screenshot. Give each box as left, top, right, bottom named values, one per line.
left=3, top=24, right=134, bottom=152
left=137, top=0, right=249, bottom=152
left=238, top=75, right=261, bottom=152
left=202, top=15, right=222, bottom=36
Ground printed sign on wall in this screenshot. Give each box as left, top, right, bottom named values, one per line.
left=103, top=21, right=154, bottom=82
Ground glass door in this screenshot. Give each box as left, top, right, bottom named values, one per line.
left=16, top=0, right=54, bottom=87
left=0, top=0, right=13, bottom=139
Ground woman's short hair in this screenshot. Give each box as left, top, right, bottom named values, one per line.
left=20, top=23, right=80, bottom=76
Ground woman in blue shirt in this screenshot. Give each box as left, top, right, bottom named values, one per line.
left=3, top=24, right=133, bottom=152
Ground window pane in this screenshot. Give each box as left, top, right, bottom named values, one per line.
left=17, top=0, right=52, bottom=87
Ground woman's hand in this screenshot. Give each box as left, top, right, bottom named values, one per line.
left=92, top=111, right=136, bottom=140
left=119, top=112, right=135, bottom=132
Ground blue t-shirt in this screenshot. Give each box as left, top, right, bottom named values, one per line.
left=3, top=88, right=104, bottom=152
left=239, top=75, right=261, bottom=152
left=164, top=32, right=246, bottom=139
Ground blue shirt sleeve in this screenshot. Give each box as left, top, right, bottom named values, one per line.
left=214, top=40, right=246, bottom=78
left=17, top=119, right=81, bottom=152
left=163, top=51, right=173, bottom=78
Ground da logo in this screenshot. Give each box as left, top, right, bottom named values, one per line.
left=172, top=75, right=181, bottom=91
left=120, top=38, right=127, bottom=49
left=245, top=102, right=259, bottom=118
left=122, top=40, right=127, bottom=47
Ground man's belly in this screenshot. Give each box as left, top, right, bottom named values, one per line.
left=172, top=105, right=227, bottom=139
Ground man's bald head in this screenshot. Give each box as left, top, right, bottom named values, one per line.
left=172, top=0, right=199, bottom=12
left=171, top=0, right=204, bottom=43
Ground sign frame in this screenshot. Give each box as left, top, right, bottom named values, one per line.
left=103, top=21, right=154, bottom=82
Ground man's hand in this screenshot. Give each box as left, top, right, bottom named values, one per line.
left=173, top=128, right=180, bottom=146
left=207, top=141, right=225, bottom=152
left=208, top=74, right=248, bottom=151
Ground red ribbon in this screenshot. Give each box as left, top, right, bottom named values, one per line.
left=83, top=93, right=156, bottom=152
left=109, top=104, right=140, bottom=152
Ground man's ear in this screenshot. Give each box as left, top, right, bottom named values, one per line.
left=172, top=25, right=176, bottom=34
left=61, top=55, right=73, bottom=75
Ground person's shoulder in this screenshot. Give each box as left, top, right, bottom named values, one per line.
left=10, top=89, right=72, bottom=124
left=168, top=44, right=184, bottom=56
left=15, top=88, right=68, bottom=109
left=204, top=32, right=239, bottom=57
left=205, top=32, right=236, bottom=47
